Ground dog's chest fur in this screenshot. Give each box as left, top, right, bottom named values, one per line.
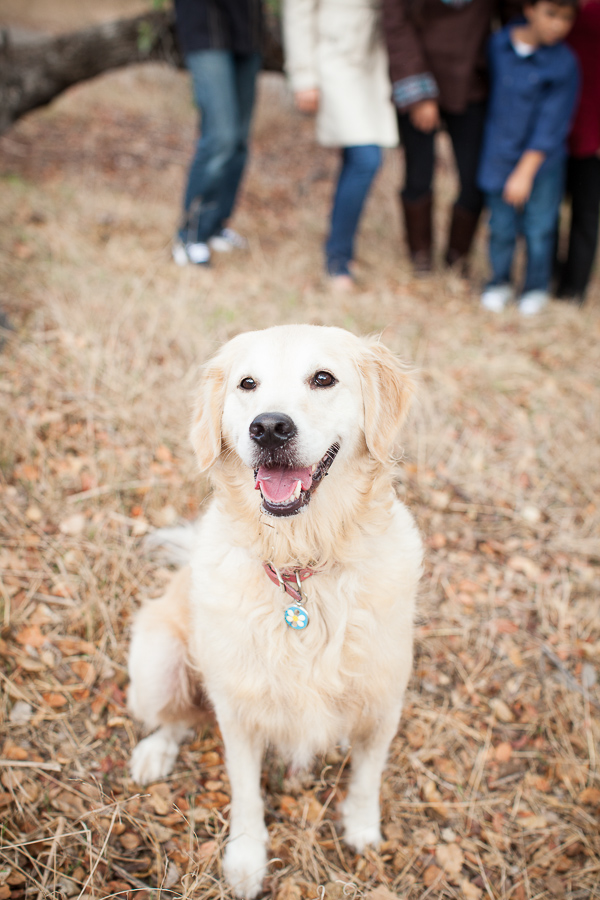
left=188, top=499, right=420, bottom=766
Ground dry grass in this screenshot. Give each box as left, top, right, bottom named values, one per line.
left=0, top=51, right=599, bottom=900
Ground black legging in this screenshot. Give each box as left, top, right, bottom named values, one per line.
left=559, top=155, right=600, bottom=298
left=397, top=100, right=486, bottom=214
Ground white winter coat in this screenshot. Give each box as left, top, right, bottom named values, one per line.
left=283, top=0, right=399, bottom=148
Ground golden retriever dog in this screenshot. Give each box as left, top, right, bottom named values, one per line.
left=127, top=324, right=423, bottom=898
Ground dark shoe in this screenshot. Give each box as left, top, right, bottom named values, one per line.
left=555, top=281, right=586, bottom=306
left=445, top=204, right=480, bottom=272
left=326, top=258, right=353, bottom=279
left=401, top=193, right=433, bottom=275
left=556, top=290, right=585, bottom=306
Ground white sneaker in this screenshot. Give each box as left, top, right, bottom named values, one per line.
left=208, top=227, right=248, bottom=253
left=518, top=290, right=549, bottom=316
left=172, top=239, right=210, bottom=266
left=480, top=285, right=513, bottom=312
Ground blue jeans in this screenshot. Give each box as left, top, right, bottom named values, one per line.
left=325, top=145, right=382, bottom=276
left=485, top=162, right=565, bottom=294
left=180, top=50, right=261, bottom=244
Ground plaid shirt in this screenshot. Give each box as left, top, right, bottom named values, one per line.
left=392, top=73, right=439, bottom=109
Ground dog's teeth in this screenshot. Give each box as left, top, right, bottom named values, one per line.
left=293, top=480, right=302, bottom=500
left=311, top=464, right=317, bottom=473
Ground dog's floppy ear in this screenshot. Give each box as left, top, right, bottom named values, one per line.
left=190, top=360, right=226, bottom=472
left=360, top=340, right=415, bottom=464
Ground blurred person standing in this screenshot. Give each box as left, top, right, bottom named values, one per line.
left=382, top=0, right=501, bottom=276
left=555, top=0, right=600, bottom=305
left=172, top=0, right=263, bottom=266
left=478, top=0, right=578, bottom=315
left=283, top=0, right=398, bottom=291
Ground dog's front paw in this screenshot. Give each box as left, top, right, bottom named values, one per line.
left=223, top=834, right=268, bottom=899
left=343, top=823, right=382, bottom=854
left=342, top=800, right=382, bottom=853
left=130, top=731, right=180, bottom=785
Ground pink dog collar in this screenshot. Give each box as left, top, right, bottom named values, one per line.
left=263, top=563, right=315, bottom=630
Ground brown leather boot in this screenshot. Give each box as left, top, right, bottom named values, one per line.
left=445, top=204, right=480, bottom=272
left=401, top=193, right=433, bottom=275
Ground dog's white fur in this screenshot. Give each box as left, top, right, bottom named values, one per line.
left=127, top=324, right=423, bottom=898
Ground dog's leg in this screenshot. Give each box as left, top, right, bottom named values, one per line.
left=130, top=722, right=191, bottom=785
left=128, top=569, right=199, bottom=785
left=342, top=715, right=399, bottom=852
left=219, top=716, right=268, bottom=899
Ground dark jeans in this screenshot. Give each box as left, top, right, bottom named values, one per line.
left=557, top=155, right=600, bottom=299
left=180, top=49, right=261, bottom=244
left=397, top=101, right=486, bottom=215
left=325, top=145, right=382, bottom=276
left=485, top=162, right=565, bottom=294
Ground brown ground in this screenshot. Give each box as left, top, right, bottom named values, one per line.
left=0, top=10, right=599, bottom=900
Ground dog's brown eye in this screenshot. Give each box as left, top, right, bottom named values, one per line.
left=311, top=371, right=337, bottom=388
left=239, top=377, right=257, bottom=391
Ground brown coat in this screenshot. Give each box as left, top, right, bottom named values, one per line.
left=383, top=0, right=503, bottom=114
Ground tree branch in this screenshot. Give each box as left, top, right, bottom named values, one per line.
left=0, top=6, right=283, bottom=136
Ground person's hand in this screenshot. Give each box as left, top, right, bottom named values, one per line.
left=294, top=88, right=319, bottom=114
left=503, top=167, right=535, bottom=207
left=409, top=100, right=440, bottom=132
left=503, top=151, right=545, bottom=206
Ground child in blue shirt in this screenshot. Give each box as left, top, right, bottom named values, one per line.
left=477, top=0, right=579, bottom=315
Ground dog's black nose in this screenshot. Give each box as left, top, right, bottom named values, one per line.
left=249, top=412, right=297, bottom=448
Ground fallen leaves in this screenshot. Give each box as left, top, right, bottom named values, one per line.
left=41, top=691, right=68, bottom=708
left=119, top=831, right=141, bottom=851
left=364, top=886, right=401, bottom=900
left=490, top=618, right=519, bottom=635
left=460, top=880, right=483, bottom=900
left=8, top=700, right=33, bottom=725
left=488, top=698, right=515, bottom=723
left=2, top=742, right=29, bottom=761
left=70, top=659, right=97, bottom=685
left=435, top=842, right=464, bottom=881
left=279, top=794, right=324, bottom=824
left=58, top=512, right=86, bottom=536
left=517, top=815, right=548, bottom=831
left=146, top=783, right=173, bottom=816
left=13, top=464, right=40, bottom=482
left=578, top=786, right=600, bottom=806
left=54, top=637, right=96, bottom=656
left=14, top=625, right=47, bottom=649
left=421, top=780, right=450, bottom=820
left=507, top=555, right=543, bottom=581
left=195, top=790, right=230, bottom=810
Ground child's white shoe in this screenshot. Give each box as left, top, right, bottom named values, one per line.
left=172, top=239, right=211, bottom=266
left=518, top=290, right=549, bottom=315
left=209, top=228, right=248, bottom=252
left=480, top=285, right=513, bottom=312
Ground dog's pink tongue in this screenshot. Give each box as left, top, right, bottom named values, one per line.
left=255, top=466, right=313, bottom=503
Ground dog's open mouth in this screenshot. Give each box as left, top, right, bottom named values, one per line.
left=254, top=443, right=340, bottom=517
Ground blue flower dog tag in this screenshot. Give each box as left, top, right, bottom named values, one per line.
left=284, top=604, right=309, bottom=630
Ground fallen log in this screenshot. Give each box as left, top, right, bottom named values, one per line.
left=0, top=6, right=283, bottom=136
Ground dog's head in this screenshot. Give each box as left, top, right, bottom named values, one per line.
left=191, top=325, right=414, bottom=518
